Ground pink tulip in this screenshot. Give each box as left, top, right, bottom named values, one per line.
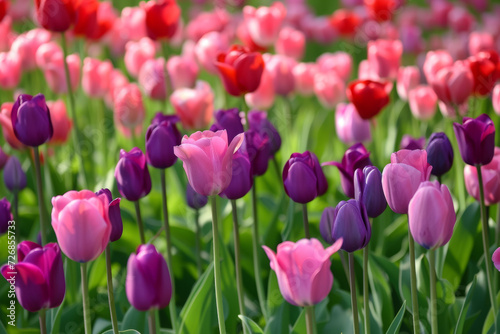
left=8, top=0, right=31, bottom=21
left=170, top=80, right=214, bottom=130
left=396, top=66, right=420, bottom=101
left=0, top=52, right=21, bottom=90
left=438, top=101, right=468, bottom=119
left=42, top=53, right=81, bottom=95
left=493, top=247, right=500, bottom=272
left=82, top=58, right=113, bottom=98
left=262, top=238, right=343, bottom=307
left=399, top=24, right=423, bottom=54
left=314, top=71, right=345, bottom=108
left=430, top=61, right=474, bottom=106
left=317, top=52, right=353, bottom=82
left=493, top=84, right=500, bottom=116
left=195, top=31, right=229, bottom=74
left=124, top=37, right=157, bottom=78
left=186, top=8, right=230, bottom=42
left=51, top=190, right=111, bottom=263
left=120, top=6, right=147, bottom=42
left=0, top=102, right=25, bottom=150
left=335, top=103, right=371, bottom=144
left=448, top=6, right=474, bottom=33
left=138, top=58, right=167, bottom=101
left=408, top=85, right=438, bottom=120
left=113, top=83, right=145, bottom=138
left=264, top=54, right=296, bottom=96
left=367, top=39, right=403, bottom=80
left=167, top=55, right=199, bottom=90
left=36, top=42, right=63, bottom=69
left=468, top=32, right=495, bottom=56
left=275, top=26, right=305, bottom=61
left=105, top=69, right=129, bottom=108
left=243, top=2, right=286, bottom=47
left=0, top=17, right=14, bottom=52
left=47, top=100, right=72, bottom=145
left=10, top=29, right=51, bottom=70
left=423, top=50, right=454, bottom=84
left=464, top=148, right=500, bottom=206
left=293, top=62, right=317, bottom=96
left=301, top=15, right=337, bottom=44
left=174, top=130, right=244, bottom=196
left=245, top=69, right=276, bottom=110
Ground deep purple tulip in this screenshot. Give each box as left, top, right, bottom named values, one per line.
left=320, top=199, right=371, bottom=253
left=1, top=242, right=65, bottom=312
left=115, top=147, right=152, bottom=201
left=11, top=94, right=53, bottom=147
left=426, top=132, right=454, bottom=177
left=210, top=108, right=245, bottom=142
left=283, top=151, right=328, bottom=204
left=145, top=113, right=182, bottom=169
left=0, top=147, right=8, bottom=169
left=186, top=183, right=208, bottom=209
left=220, top=145, right=253, bottom=200
left=3, top=156, right=26, bottom=192
left=324, top=143, right=372, bottom=198
left=453, top=114, right=495, bottom=166
left=126, top=244, right=172, bottom=311
left=354, top=166, right=387, bottom=218
left=95, top=188, right=123, bottom=242
left=400, top=135, right=425, bottom=150
left=0, top=198, right=13, bottom=234
left=248, top=111, right=281, bottom=155
left=245, top=129, right=271, bottom=176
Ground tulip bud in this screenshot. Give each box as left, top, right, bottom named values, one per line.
left=95, top=188, right=123, bottom=242
left=210, top=108, right=244, bottom=143
left=426, top=132, right=454, bottom=177
left=0, top=198, right=13, bottom=234
left=34, top=0, right=79, bottom=32
left=453, top=114, right=495, bottom=166
left=335, top=103, right=371, bottom=145
left=219, top=147, right=253, bottom=200
left=3, top=156, right=26, bottom=192
left=243, top=2, right=286, bottom=47
left=11, top=94, right=53, bottom=147
left=186, top=183, right=208, bottom=210
left=276, top=27, right=305, bottom=61
left=170, top=80, right=214, bottom=130
left=400, top=135, right=425, bottom=150
left=397, top=66, right=420, bottom=101
left=143, top=0, right=180, bottom=41
left=115, top=148, right=152, bottom=201
left=247, top=111, right=281, bottom=155
left=354, top=166, right=387, bottom=218
left=47, top=100, right=72, bottom=145
left=245, top=69, right=276, bottom=110
left=347, top=79, right=390, bottom=119
left=408, top=85, right=438, bottom=121
left=145, top=113, right=182, bottom=169
left=245, top=129, right=271, bottom=176
left=138, top=58, right=167, bottom=101
left=167, top=56, right=199, bottom=90
left=367, top=39, right=403, bottom=80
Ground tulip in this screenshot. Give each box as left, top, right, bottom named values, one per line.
left=119, top=6, right=147, bottom=42
left=10, top=29, right=51, bottom=71
left=0, top=198, right=12, bottom=234
left=40, top=53, right=81, bottom=95
left=468, top=32, right=495, bottom=56
left=335, top=103, right=371, bottom=145
left=354, top=166, right=387, bottom=218
left=126, top=244, right=172, bottom=311
left=430, top=61, right=474, bottom=106
left=245, top=68, right=276, bottom=110
left=408, top=85, right=438, bottom=121
left=262, top=238, right=343, bottom=307
left=453, top=114, right=495, bottom=166
left=186, top=183, right=208, bottom=209
left=11, top=94, right=53, bottom=147
left=301, top=16, right=337, bottom=45
left=0, top=0, right=7, bottom=22
left=35, top=41, right=62, bottom=68
left=170, top=80, right=214, bottom=130
left=494, top=84, right=500, bottom=116
left=73, top=0, right=115, bottom=40
left=105, top=69, right=129, bottom=108
left=245, top=129, right=271, bottom=176
left=364, top=0, right=396, bottom=21
left=317, top=52, right=353, bottom=82
left=367, top=39, right=403, bottom=80
left=448, top=6, right=474, bottom=33
left=397, top=66, right=420, bottom=101
left=423, top=50, right=454, bottom=84
left=247, top=111, right=281, bottom=155
left=0, top=16, right=12, bottom=52
left=426, top=132, right=454, bottom=177
left=46, top=100, right=72, bottom=145
left=1, top=242, right=65, bottom=312
left=35, top=0, right=79, bottom=32
left=265, top=54, right=296, bottom=96
left=138, top=58, right=167, bottom=100
left=464, top=148, right=500, bottom=206
left=324, top=143, right=372, bottom=198
left=220, top=147, right=253, bottom=200
left=195, top=31, right=229, bottom=74
left=95, top=188, right=122, bottom=242
left=329, top=9, right=361, bottom=37
left=3, top=156, right=26, bottom=192
left=468, top=51, right=500, bottom=96
left=293, top=63, right=317, bottom=97
left=143, top=0, right=180, bottom=40
left=82, top=58, right=113, bottom=98
left=0, top=52, right=21, bottom=90
left=492, top=247, right=500, bottom=272
left=400, top=135, right=425, bottom=150
left=115, top=147, right=152, bottom=202
left=210, top=108, right=244, bottom=142
left=409, top=181, right=456, bottom=249
left=314, top=70, right=345, bottom=108
left=283, top=151, right=328, bottom=204
left=243, top=2, right=286, bottom=47
left=275, top=26, right=305, bottom=61
left=51, top=190, right=111, bottom=262
left=167, top=56, right=199, bottom=90
left=320, top=200, right=371, bottom=252
left=145, top=113, right=182, bottom=169
left=124, top=38, right=157, bottom=78
left=382, top=149, right=432, bottom=214
left=185, top=8, right=230, bottom=42
left=113, top=83, right=145, bottom=138
left=215, top=45, right=265, bottom=96
left=174, top=130, right=244, bottom=196
left=400, top=24, right=423, bottom=54
left=347, top=79, right=390, bottom=119
left=0, top=103, right=23, bottom=150
left=0, top=147, right=7, bottom=169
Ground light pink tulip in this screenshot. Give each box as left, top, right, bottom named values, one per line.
left=121, top=7, right=147, bottom=41
left=493, top=84, right=500, bottom=116
left=170, top=80, right=214, bottom=130
left=138, top=58, right=167, bottom=100
left=51, top=190, right=111, bottom=263
left=464, top=148, right=500, bottom=206
left=0, top=102, right=25, bottom=150
left=167, top=55, right=199, bottom=90
left=397, top=66, right=420, bottom=101
left=0, top=17, right=15, bottom=52
left=82, top=58, right=113, bottom=98
left=10, top=29, right=51, bottom=70
left=262, top=238, right=343, bottom=307
left=275, top=26, right=305, bottom=61
left=186, top=8, right=230, bottom=42
left=0, top=52, right=21, bottom=90
left=245, top=69, right=275, bottom=110
left=317, top=52, right=352, bottom=82
left=195, top=31, right=229, bottom=74
left=42, top=54, right=81, bottom=95
left=174, top=129, right=244, bottom=196
left=430, top=61, right=474, bottom=106
left=8, top=0, right=31, bottom=21
left=293, top=62, right=317, bottom=96
left=408, top=85, right=438, bottom=120
left=243, top=2, right=286, bottom=46
left=392, top=149, right=432, bottom=182
left=301, top=15, right=337, bottom=44
left=36, top=42, right=63, bottom=69
left=124, top=37, right=157, bottom=78
left=265, top=54, right=296, bottom=96
left=113, top=83, right=145, bottom=138
left=47, top=100, right=72, bottom=145
left=314, top=71, right=345, bottom=108
left=335, top=103, right=371, bottom=144
left=105, top=69, right=129, bottom=108
left=468, top=32, right=495, bottom=56
left=367, top=39, right=403, bottom=80
left=438, top=101, right=468, bottom=119
left=423, top=50, right=454, bottom=84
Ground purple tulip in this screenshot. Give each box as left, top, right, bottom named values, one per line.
left=220, top=145, right=253, bottom=200
left=0, top=147, right=8, bottom=169
left=453, top=114, right=495, bottom=166
left=283, top=151, right=328, bottom=204
left=426, top=132, right=454, bottom=177
left=493, top=247, right=500, bottom=272
left=245, top=129, right=271, bottom=176
left=186, top=183, right=208, bottom=209
left=210, top=108, right=245, bottom=142
left=324, top=143, right=372, bottom=198
left=126, top=244, right=172, bottom=311
left=3, top=156, right=27, bottom=192
left=11, top=94, right=53, bottom=147
left=408, top=181, right=456, bottom=249
left=354, top=166, right=387, bottom=218
left=145, top=113, right=182, bottom=169
left=320, top=199, right=371, bottom=252
left=400, top=135, right=425, bottom=150
left=1, top=241, right=65, bottom=312
left=115, top=147, right=152, bottom=201
left=95, top=188, right=123, bottom=242
left=0, top=198, right=13, bottom=234
left=248, top=111, right=281, bottom=155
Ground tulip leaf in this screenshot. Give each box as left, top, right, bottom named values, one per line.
left=48, top=299, right=65, bottom=334
left=239, top=315, right=264, bottom=334
left=455, top=276, right=477, bottom=334
left=88, top=253, right=107, bottom=291
left=102, top=330, right=141, bottom=334
left=121, top=306, right=147, bottom=333
left=385, top=300, right=406, bottom=334
left=368, top=255, right=394, bottom=331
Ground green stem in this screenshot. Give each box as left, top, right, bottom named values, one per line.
left=476, top=165, right=498, bottom=322
left=437, top=175, right=442, bottom=184
left=429, top=250, right=438, bottom=334
left=148, top=309, right=157, bottom=334
left=302, top=203, right=310, bottom=238
left=134, top=201, right=146, bottom=244
left=210, top=196, right=227, bottom=334
left=363, top=247, right=370, bottom=334
left=161, top=42, right=171, bottom=110
left=339, top=250, right=350, bottom=283
left=13, top=191, right=18, bottom=222
left=105, top=245, right=119, bottom=334
left=349, top=253, right=360, bottom=334
left=194, top=208, right=202, bottom=278
left=39, top=309, right=47, bottom=334
left=305, top=306, right=316, bottom=334
left=81, top=263, right=91, bottom=334
left=33, top=147, right=47, bottom=245
left=100, top=100, right=109, bottom=169
left=408, top=227, right=421, bottom=334
left=272, top=156, right=282, bottom=182
left=61, top=32, right=88, bottom=188
left=231, top=200, right=247, bottom=333
left=251, top=181, right=268, bottom=319
left=160, top=170, right=177, bottom=332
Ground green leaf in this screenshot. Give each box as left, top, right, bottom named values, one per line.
left=48, top=299, right=65, bottom=334
left=239, top=315, right=264, bottom=334
left=385, top=301, right=406, bottom=334
left=455, top=277, right=477, bottom=334
left=102, top=330, right=141, bottom=334
left=121, top=306, right=147, bottom=333
left=88, top=252, right=107, bottom=291
left=368, top=255, right=394, bottom=331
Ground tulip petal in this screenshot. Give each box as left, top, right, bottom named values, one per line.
left=126, top=254, right=156, bottom=311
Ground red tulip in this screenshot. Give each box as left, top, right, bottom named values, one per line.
left=330, top=9, right=361, bottom=36
left=34, top=0, right=81, bottom=32
left=73, top=0, right=115, bottom=40
left=0, top=0, right=9, bottom=22
left=143, top=0, right=180, bottom=41
left=346, top=79, right=390, bottom=119
left=364, top=0, right=396, bottom=22
left=468, top=50, right=500, bottom=97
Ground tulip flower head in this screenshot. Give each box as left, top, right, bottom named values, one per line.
left=243, top=2, right=286, bottom=47
left=354, top=166, right=387, bottom=218
left=347, top=79, right=390, bottom=119
left=453, top=114, right=495, bottom=166
left=464, top=147, right=500, bottom=206
left=143, top=0, right=181, bottom=41
left=95, top=188, right=123, bottom=242
left=35, top=0, right=80, bottom=32
left=145, top=113, right=182, bottom=169
left=115, top=147, right=152, bottom=202
left=400, top=135, right=425, bottom=150
left=426, top=132, right=454, bottom=177
left=247, top=111, right=281, bottom=155
left=0, top=197, right=13, bottom=234
left=3, top=156, right=27, bottom=192
left=492, top=247, right=500, bottom=272
left=210, top=108, right=245, bottom=143
left=11, top=94, right=53, bottom=147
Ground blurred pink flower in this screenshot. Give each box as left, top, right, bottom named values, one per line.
left=113, top=83, right=145, bottom=138
left=195, top=31, right=229, bottom=74
left=0, top=52, right=21, bottom=90
left=10, top=29, right=51, bottom=70
left=245, top=68, right=275, bottom=110
left=275, top=26, right=305, bottom=61
left=167, top=55, right=199, bottom=90
left=243, top=2, right=286, bottom=46
left=170, top=80, right=214, bottom=130
left=293, top=62, right=317, bottom=96
left=138, top=58, right=167, bottom=101
left=124, top=37, right=157, bottom=78
left=47, top=100, right=72, bottom=145
left=82, top=58, right=113, bottom=98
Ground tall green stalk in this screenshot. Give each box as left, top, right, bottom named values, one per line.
left=363, top=247, right=370, bottom=334
left=349, top=253, right=360, bottom=334
left=81, top=263, right=91, bottom=334
left=305, top=306, right=316, bottom=334
left=408, top=228, right=421, bottom=334
left=39, top=309, right=47, bottom=334
left=148, top=309, right=157, bottom=334
left=33, top=147, right=47, bottom=245
left=194, top=208, right=202, bottom=278
left=302, top=203, right=310, bottom=238
left=105, top=246, right=119, bottom=334
left=231, top=200, right=247, bottom=334
left=429, top=250, right=438, bottom=334
left=134, top=201, right=146, bottom=244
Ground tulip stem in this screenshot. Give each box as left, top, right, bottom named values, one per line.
left=39, top=309, right=47, bottom=334
left=161, top=42, right=171, bottom=109
left=429, top=250, right=438, bottom=334
left=363, top=247, right=370, bottom=334
left=272, top=157, right=282, bottom=182
left=80, top=263, right=91, bottom=334
left=33, top=147, right=47, bottom=245
left=160, top=170, right=177, bottom=332
left=148, top=309, right=157, bottom=334
left=476, top=165, right=498, bottom=323
left=134, top=201, right=146, bottom=244
left=195, top=208, right=202, bottom=278
left=251, top=181, right=268, bottom=320
left=302, top=203, right=310, bottom=238
left=408, top=227, right=421, bottom=334
left=349, top=252, right=360, bottom=334
left=305, top=306, right=316, bottom=334
left=210, top=196, right=227, bottom=334
left=437, top=175, right=442, bottom=184
left=61, top=32, right=88, bottom=189
left=105, top=245, right=119, bottom=334
left=13, top=191, right=18, bottom=222
left=231, top=200, right=248, bottom=333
